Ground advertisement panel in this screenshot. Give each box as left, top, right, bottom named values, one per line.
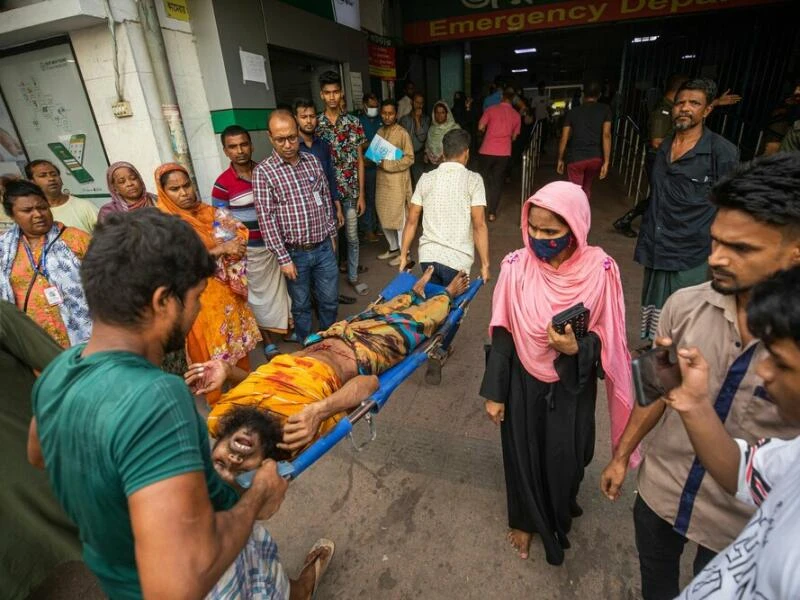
left=0, top=44, right=108, bottom=199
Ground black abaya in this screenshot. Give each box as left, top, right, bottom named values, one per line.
left=480, top=326, right=601, bottom=566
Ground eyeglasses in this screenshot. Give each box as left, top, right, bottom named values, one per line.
left=272, top=135, right=298, bottom=146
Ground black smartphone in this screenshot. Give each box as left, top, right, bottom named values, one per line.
left=632, top=345, right=682, bottom=407
left=552, top=302, right=590, bottom=339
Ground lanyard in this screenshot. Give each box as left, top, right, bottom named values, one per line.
left=23, top=237, right=51, bottom=279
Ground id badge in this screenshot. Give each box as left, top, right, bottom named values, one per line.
left=312, top=191, right=323, bottom=206
left=44, top=286, right=63, bottom=306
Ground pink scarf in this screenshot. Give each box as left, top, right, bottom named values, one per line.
left=489, top=181, right=637, bottom=463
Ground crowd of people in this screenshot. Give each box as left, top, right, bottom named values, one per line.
left=2, top=64, right=799, bottom=600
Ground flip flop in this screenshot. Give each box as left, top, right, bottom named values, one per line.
left=263, top=343, right=280, bottom=360
left=301, top=538, right=335, bottom=598
left=349, top=281, right=369, bottom=296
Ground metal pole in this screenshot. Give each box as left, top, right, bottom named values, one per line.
left=137, top=0, right=194, bottom=176
left=628, top=135, right=640, bottom=197
left=720, top=114, right=728, bottom=138
left=521, top=153, right=528, bottom=204
left=633, top=147, right=646, bottom=205
left=612, top=117, right=620, bottom=168
left=620, top=119, right=630, bottom=177
left=736, top=122, right=745, bottom=151
left=754, top=129, right=764, bottom=157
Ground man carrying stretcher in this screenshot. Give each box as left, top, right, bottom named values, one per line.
left=187, top=266, right=470, bottom=485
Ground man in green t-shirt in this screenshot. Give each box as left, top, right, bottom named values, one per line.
left=0, top=301, right=81, bottom=599
left=28, top=209, right=333, bottom=599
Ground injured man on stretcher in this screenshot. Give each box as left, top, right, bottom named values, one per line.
left=185, top=267, right=469, bottom=486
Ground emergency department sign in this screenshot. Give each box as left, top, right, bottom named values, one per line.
left=403, top=0, right=785, bottom=44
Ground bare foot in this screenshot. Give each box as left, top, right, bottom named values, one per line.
left=445, top=271, right=469, bottom=298
left=412, top=265, right=435, bottom=297
left=507, top=529, right=532, bottom=560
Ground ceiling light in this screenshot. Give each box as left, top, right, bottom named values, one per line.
left=681, top=53, right=697, bottom=59
left=512, top=68, right=528, bottom=73
left=632, top=35, right=659, bottom=43
left=514, top=48, right=537, bottom=54
left=464, top=53, right=472, bottom=60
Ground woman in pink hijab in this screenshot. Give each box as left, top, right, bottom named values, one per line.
left=480, top=181, right=634, bottom=565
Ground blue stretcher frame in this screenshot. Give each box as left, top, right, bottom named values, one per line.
left=236, top=272, right=483, bottom=487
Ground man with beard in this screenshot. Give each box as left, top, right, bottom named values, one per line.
left=634, top=79, right=739, bottom=340
left=212, top=125, right=292, bottom=357
left=600, top=153, right=800, bottom=600
left=27, top=210, right=333, bottom=599
left=668, top=266, right=800, bottom=599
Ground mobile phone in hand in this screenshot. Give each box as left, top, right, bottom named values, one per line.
left=632, top=345, right=682, bottom=407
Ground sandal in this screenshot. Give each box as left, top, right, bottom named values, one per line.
left=263, top=343, right=280, bottom=360
left=301, top=538, right=335, bottom=598
left=349, top=280, right=369, bottom=296
left=283, top=332, right=301, bottom=344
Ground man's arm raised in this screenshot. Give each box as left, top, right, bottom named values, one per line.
left=664, top=347, right=739, bottom=494
left=129, top=460, right=287, bottom=599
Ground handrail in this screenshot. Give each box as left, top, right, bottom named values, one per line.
left=520, top=120, right=543, bottom=204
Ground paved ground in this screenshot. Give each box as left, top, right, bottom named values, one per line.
left=33, top=154, right=702, bottom=598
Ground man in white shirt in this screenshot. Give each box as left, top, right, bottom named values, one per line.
left=397, top=80, right=415, bottom=120
left=26, top=160, right=98, bottom=234
left=398, top=128, right=490, bottom=286
left=666, top=265, right=800, bottom=599
left=398, top=128, right=490, bottom=386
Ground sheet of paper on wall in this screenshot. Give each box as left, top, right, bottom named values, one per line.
left=365, top=134, right=403, bottom=163
left=239, top=49, right=269, bottom=90
left=349, top=72, right=363, bottom=107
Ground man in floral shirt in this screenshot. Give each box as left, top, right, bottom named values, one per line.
left=316, top=70, right=369, bottom=296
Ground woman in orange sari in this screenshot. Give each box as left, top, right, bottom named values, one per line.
left=155, top=163, right=260, bottom=404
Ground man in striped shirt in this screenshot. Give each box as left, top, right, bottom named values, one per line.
left=212, top=125, right=289, bottom=358
left=253, top=110, right=339, bottom=343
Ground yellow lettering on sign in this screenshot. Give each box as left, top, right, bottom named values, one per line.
left=568, top=5, right=587, bottom=19
left=648, top=0, right=668, bottom=9
left=430, top=19, right=447, bottom=37
left=476, top=17, right=493, bottom=31
left=528, top=10, right=545, bottom=24
left=494, top=15, right=508, bottom=29
left=588, top=2, right=608, bottom=21
left=450, top=20, right=475, bottom=35
left=621, top=0, right=646, bottom=13
left=507, top=14, right=526, bottom=30
left=547, top=7, right=566, bottom=21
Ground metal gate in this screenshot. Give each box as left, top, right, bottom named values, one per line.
left=615, top=2, right=799, bottom=160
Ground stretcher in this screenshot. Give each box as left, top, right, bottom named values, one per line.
left=236, top=271, right=484, bottom=487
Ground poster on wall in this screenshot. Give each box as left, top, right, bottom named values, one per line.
left=0, top=93, right=27, bottom=176
left=0, top=43, right=109, bottom=199
left=368, top=33, right=396, bottom=81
